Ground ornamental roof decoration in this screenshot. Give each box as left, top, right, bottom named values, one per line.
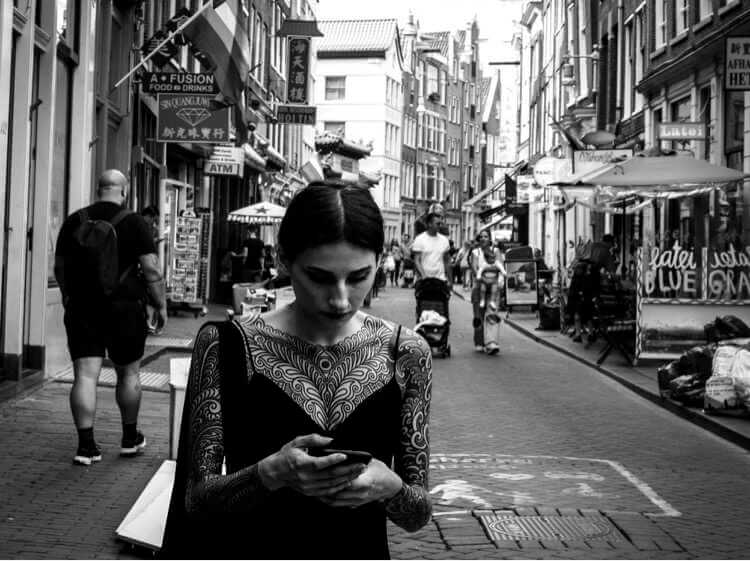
left=317, top=19, right=400, bottom=57
left=314, top=131, right=372, bottom=159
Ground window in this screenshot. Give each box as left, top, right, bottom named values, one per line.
left=577, top=0, right=589, bottom=95
left=655, top=0, right=667, bottom=47
left=700, top=86, right=711, bottom=161
left=670, top=96, right=691, bottom=149
left=675, top=0, right=688, bottom=34
left=50, top=0, right=80, bottom=284
left=325, top=76, right=345, bottom=100
left=623, top=21, right=633, bottom=116
left=324, top=121, right=345, bottom=137
left=427, top=65, right=439, bottom=98
left=634, top=11, right=644, bottom=111
left=698, top=0, right=712, bottom=19
left=725, top=90, right=744, bottom=170
left=463, top=123, right=468, bottom=149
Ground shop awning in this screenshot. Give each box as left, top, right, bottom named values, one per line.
left=462, top=160, right=526, bottom=208
left=551, top=153, right=748, bottom=190
left=227, top=201, right=286, bottom=224
left=478, top=213, right=513, bottom=232
left=462, top=177, right=505, bottom=208
left=242, top=143, right=266, bottom=171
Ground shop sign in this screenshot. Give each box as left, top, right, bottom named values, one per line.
left=286, top=37, right=311, bottom=104
left=726, top=37, right=750, bottom=91
left=516, top=175, right=539, bottom=203
left=657, top=122, right=706, bottom=141
left=204, top=146, right=244, bottom=177
left=573, top=149, right=632, bottom=174
left=532, top=157, right=568, bottom=189
left=142, top=73, right=220, bottom=94
left=643, top=245, right=750, bottom=300
left=276, top=104, right=317, bottom=125
left=157, top=94, right=231, bottom=143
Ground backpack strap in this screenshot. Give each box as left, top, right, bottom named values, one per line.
left=78, top=209, right=89, bottom=224
left=109, top=208, right=132, bottom=228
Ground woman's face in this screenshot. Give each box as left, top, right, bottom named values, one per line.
left=285, top=241, right=377, bottom=325
left=478, top=231, right=491, bottom=247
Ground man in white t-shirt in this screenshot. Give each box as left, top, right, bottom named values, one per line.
left=411, top=213, right=452, bottom=285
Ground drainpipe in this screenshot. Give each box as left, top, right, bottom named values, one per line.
left=616, top=0, right=624, bottom=129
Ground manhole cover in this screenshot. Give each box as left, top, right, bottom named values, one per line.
left=480, top=514, right=625, bottom=542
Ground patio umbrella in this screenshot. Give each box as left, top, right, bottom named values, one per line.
left=551, top=154, right=748, bottom=191
left=227, top=201, right=286, bottom=224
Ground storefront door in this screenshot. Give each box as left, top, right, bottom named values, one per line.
left=21, top=49, right=41, bottom=370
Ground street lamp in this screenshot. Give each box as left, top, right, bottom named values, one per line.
left=561, top=44, right=599, bottom=90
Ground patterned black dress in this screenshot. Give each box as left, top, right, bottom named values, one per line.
left=163, top=313, right=432, bottom=559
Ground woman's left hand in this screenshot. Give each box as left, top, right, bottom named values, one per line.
left=317, top=458, right=402, bottom=508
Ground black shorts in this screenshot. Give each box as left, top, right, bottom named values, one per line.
left=64, top=299, right=148, bottom=365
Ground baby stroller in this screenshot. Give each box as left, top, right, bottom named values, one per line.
left=401, top=258, right=416, bottom=288
left=414, top=278, right=451, bottom=358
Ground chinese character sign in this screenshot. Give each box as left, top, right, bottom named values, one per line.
left=286, top=37, right=311, bottom=104
left=156, top=94, right=231, bottom=143
left=726, top=37, right=750, bottom=91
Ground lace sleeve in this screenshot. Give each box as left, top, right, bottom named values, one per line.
left=385, top=327, right=433, bottom=531
left=184, top=324, right=270, bottom=515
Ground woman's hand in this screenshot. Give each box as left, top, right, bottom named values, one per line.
left=317, top=458, right=403, bottom=508
left=257, top=434, right=366, bottom=497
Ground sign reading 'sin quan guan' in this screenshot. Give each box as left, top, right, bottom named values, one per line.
left=156, top=94, right=231, bottom=143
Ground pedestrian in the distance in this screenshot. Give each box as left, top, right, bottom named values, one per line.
left=383, top=248, right=396, bottom=287
left=470, top=230, right=501, bottom=352
left=162, top=181, right=433, bottom=559
left=239, top=226, right=265, bottom=283
left=390, top=239, right=403, bottom=285
left=54, top=169, right=168, bottom=466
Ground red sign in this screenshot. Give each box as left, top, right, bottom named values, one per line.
left=286, top=37, right=311, bottom=104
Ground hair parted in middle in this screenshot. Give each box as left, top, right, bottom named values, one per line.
left=277, top=181, right=385, bottom=263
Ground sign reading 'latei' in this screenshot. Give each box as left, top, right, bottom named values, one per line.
left=726, top=37, right=750, bottom=90
left=142, top=72, right=220, bottom=94
left=657, top=122, right=706, bottom=140
left=156, top=94, right=231, bottom=143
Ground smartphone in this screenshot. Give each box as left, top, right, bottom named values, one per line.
left=309, top=448, right=372, bottom=465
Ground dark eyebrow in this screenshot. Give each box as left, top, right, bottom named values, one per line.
left=305, top=265, right=372, bottom=276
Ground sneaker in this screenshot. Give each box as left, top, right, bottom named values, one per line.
left=485, top=344, right=500, bottom=355
left=73, top=443, right=102, bottom=466
left=474, top=345, right=484, bottom=352
left=120, top=431, right=147, bottom=457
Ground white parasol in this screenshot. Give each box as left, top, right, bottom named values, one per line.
left=227, top=202, right=287, bottom=225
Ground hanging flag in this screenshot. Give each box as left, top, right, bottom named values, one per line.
left=182, top=0, right=251, bottom=106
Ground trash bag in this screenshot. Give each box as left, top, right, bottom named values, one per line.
left=657, top=345, right=714, bottom=400
left=669, top=374, right=707, bottom=405
left=675, top=345, right=714, bottom=380
left=706, top=315, right=750, bottom=342
left=657, top=362, right=682, bottom=398
left=729, top=347, right=750, bottom=409
left=704, top=343, right=749, bottom=415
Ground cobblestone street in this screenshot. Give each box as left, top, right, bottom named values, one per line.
left=1, top=288, right=749, bottom=558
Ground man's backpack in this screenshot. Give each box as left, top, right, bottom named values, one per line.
left=71, top=208, right=133, bottom=297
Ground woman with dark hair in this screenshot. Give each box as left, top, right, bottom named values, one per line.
left=163, top=181, right=433, bottom=559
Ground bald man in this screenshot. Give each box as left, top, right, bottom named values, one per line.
left=54, top=169, right=167, bottom=466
